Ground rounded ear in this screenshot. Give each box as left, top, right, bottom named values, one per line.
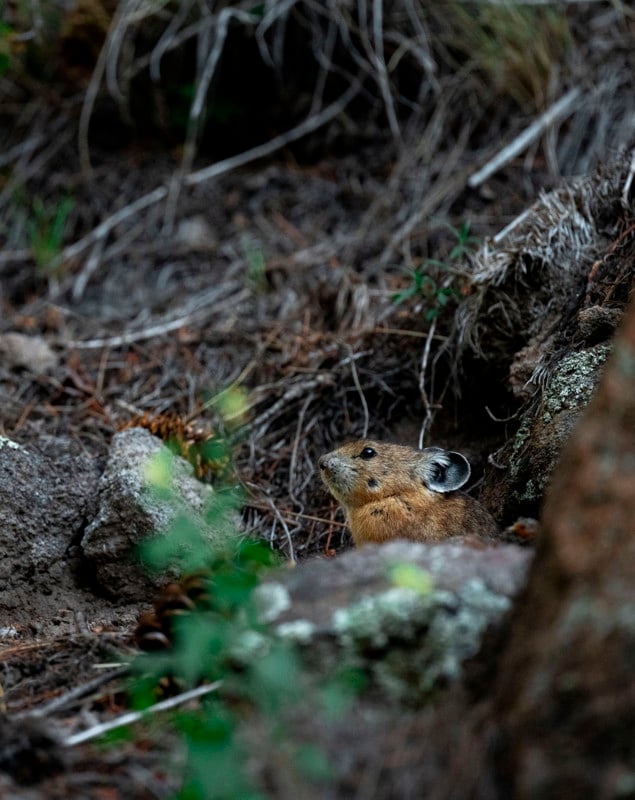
left=415, top=447, right=471, bottom=493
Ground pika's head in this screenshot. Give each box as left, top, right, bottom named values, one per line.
left=317, top=439, right=471, bottom=508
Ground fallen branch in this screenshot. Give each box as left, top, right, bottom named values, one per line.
left=64, top=681, right=222, bottom=747
left=15, top=665, right=130, bottom=721
left=57, top=81, right=360, bottom=272
left=58, top=287, right=251, bottom=349
left=468, top=87, right=582, bottom=188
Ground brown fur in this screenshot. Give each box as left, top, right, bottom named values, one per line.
left=318, top=439, right=499, bottom=546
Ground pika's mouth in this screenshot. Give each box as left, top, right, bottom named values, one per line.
left=317, top=455, right=335, bottom=484
left=317, top=455, right=353, bottom=498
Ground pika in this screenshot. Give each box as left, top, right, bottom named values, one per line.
left=318, top=439, right=499, bottom=545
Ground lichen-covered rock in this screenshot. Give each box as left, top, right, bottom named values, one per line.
left=81, top=427, right=231, bottom=602
left=255, top=540, right=532, bottom=699
left=488, top=297, right=635, bottom=799
left=459, top=154, right=635, bottom=521
left=506, top=343, right=611, bottom=506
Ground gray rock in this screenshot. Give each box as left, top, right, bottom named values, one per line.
left=507, top=343, right=611, bottom=506
left=0, top=333, right=58, bottom=373
left=0, top=436, right=99, bottom=623
left=255, top=540, right=532, bottom=699
left=81, top=428, right=232, bottom=602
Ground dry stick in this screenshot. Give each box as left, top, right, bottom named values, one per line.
left=72, top=236, right=105, bottom=300
left=402, top=0, right=437, bottom=84
left=60, top=288, right=250, bottom=350
left=15, top=666, right=131, bottom=722
left=58, top=185, right=169, bottom=267
left=163, top=6, right=256, bottom=232
left=246, top=501, right=347, bottom=529
left=0, top=250, right=31, bottom=265
left=308, top=7, right=340, bottom=116
left=63, top=681, right=222, bottom=748
left=252, top=375, right=332, bottom=439
left=468, top=87, right=582, bottom=188
left=58, top=83, right=360, bottom=269
left=0, top=132, right=47, bottom=167
left=78, top=1, right=129, bottom=175
left=622, top=147, right=635, bottom=205
left=255, top=0, right=303, bottom=67
left=183, top=81, right=360, bottom=187
left=288, top=393, right=313, bottom=506
left=378, top=158, right=471, bottom=269
left=492, top=206, right=533, bottom=245
left=347, top=345, right=370, bottom=438
left=371, top=0, right=401, bottom=142
left=150, top=1, right=198, bottom=80
left=417, top=317, right=437, bottom=449
left=265, top=496, right=296, bottom=563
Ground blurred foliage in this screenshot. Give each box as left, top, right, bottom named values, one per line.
left=131, top=440, right=362, bottom=799
left=433, top=1, right=571, bottom=109
left=27, top=195, right=74, bottom=275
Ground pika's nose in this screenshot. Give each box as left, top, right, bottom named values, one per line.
left=318, top=455, right=327, bottom=471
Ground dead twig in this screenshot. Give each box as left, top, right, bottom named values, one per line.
left=58, top=287, right=250, bottom=349
left=63, top=681, right=222, bottom=747
left=265, top=496, right=296, bottom=563
left=417, top=318, right=437, bottom=448
left=16, top=665, right=130, bottom=721
left=468, top=87, right=582, bottom=188
left=57, top=82, right=360, bottom=271
left=622, top=147, right=635, bottom=205
left=347, top=344, right=370, bottom=438
left=163, top=6, right=256, bottom=233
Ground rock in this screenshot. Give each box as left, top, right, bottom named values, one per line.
left=81, top=428, right=231, bottom=602
left=488, top=295, right=635, bottom=798
left=255, top=540, right=532, bottom=699
left=459, top=154, right=635, bottom=521
left=176, top=215, right=217, bottom=251
left=0, top=715, right=64, bottom=786
left=504, top=343, right=611, bottom=507
left=0, top=333, right=58, bottom=373
left=0, top=436, right=100, bottom=629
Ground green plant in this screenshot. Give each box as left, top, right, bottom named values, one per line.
left=131, top=443, right=347, bottom=799
left=392, top=221, right=480, bottom=320
left=240, top=233, right=267, bottom=292
left=0, top=23, right=14, bottom=76
left=27, top=196, right=74, bottom=275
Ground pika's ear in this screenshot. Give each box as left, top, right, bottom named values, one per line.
left=415, top=447, right=471, bottom=493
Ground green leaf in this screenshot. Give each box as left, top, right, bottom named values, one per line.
left=294, top=745, right=331, bottom=781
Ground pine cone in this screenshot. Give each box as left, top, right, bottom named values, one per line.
left=134, top=572, right=212, bottom=651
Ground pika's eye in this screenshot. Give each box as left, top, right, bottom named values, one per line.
left=359, top=446, right=377, bottom=460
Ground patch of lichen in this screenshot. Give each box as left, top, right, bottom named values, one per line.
left=541, top=346, right=611, bottom=423
left=325, top=581, right=510, bottom=701
left=508, top=344, right=611, bottom=505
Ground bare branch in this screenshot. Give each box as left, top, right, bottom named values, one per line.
left=468, top=87, right=582, bottom=188
left=63, top=682, right=222, bottom=747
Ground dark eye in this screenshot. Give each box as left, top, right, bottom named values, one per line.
left=359, top=446, right=377, bottom=460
